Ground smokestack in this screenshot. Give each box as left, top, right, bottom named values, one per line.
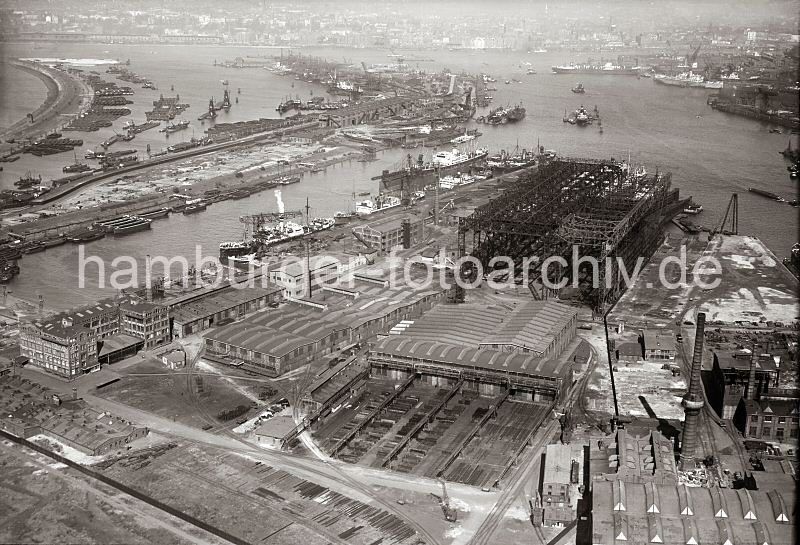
left=746, top=345, right=758, bottom=401
left=145, top=255, right=153, bottom=302
left=679, top=313, right=706, bottom=471
left=274, top=189, right=285, bottom=214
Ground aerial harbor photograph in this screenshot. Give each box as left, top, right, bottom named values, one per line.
left=0, top=0, right=797, bottom=544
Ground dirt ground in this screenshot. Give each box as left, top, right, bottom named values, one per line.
left=0, top=439, right=228, bottom=545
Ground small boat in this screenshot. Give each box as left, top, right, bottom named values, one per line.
left=572, top=83, right=585, bottom=93
left=683, top=203, right=703, bottom=215
left=183, top=202, right=208, bottom=214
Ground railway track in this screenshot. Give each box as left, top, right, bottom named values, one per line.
left=178, top=352, right=442, bottom=545
left=468, top=370, right=590, bottom=545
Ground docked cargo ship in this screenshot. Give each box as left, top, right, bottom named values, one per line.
left=373, top=147, right=489, bottom=194
left=551, top=62, right=639, bottom=75
left=220, top=240, right=257, bottom=260
left=356, top=194, right=402, bottom=216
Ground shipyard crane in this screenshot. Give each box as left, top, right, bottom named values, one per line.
left=239, top=210, right=303, bottom=241
left=712, top=193, right=739, bottom=237
left=433, top=478, right=457, bottom=522
left=688, top=42, right=702, bottom=68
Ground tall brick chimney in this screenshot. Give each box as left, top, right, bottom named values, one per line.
left=679, top=313, right=706, bottom=471
left=746, top=345, right=759, bottom=401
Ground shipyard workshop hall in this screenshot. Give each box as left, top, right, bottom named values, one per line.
left=370, top=300, right=578, bottom=403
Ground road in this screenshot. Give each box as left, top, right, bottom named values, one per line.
left=86, top=379, right=447, bottom=545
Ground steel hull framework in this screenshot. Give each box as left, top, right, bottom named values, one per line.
left=456, top=158, right=678, bottom=314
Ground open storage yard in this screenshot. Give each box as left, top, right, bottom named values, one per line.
left=312, top=376, right=553, bottom=489
left=98, top=441, right=433, bottom=545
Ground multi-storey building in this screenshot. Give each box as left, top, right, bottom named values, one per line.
left=118, top=298, right=170, bottom=349
left=19, top=316, right=99, bottom=378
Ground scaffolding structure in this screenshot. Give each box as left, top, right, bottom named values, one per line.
left=456, top=158, right=681, bottom=313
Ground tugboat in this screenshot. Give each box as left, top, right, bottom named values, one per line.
left=572, top=83, right=585, bottom=93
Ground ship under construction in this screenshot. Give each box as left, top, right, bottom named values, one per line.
left=454, top=158, right=688, bottom=314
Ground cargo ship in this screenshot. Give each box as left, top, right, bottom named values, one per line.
left=356, top=194, right=402, bottom=216
left=551, top=62, right=639, bottom=75
left=220, top=240, right=258, bottom=260
left=748, top=188, right=785, bottom=202
left=373, top=147, right=489, bottom=194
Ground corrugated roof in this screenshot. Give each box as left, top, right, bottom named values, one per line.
left=372, top=336, right=569, bottom=379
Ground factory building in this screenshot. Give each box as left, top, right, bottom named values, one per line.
left=204, top=274, right=445, bottom=376
left=19, top=297, right=170, bottom=379
left=168, top=284, right=282, bottom=338
left=19, top=316, right=99, bottom=378
left=539, top=443, right=581, bottom=526
left=397, top=300, right=578, bottom=359
left=589, top=429, right=678, bottom=485
left=368, top=300, right=578, bottom=401
left=268, top=255, right=340, bottom=298
left=352, top=216, right=427, bottom=253
left=118, top=298, right=170, bottom=349
left=707, top=350, right=781, bottom=419
left=591, top=480, right=795, bottom=545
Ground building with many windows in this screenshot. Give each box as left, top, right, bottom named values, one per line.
left=118, top=298, right=170, bottom=349
left=19, top=316, right=99, bottom=378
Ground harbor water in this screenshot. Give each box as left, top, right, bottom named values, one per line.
left=1, top=43, right=797, bottom=309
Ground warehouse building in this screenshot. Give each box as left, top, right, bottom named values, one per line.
left=368, top=300, right=578, bottom=401
left=398, top=300, right=578, bottom=359
left=369, top=337, right=572, bottom=402
left=168, top=284, right=282, bottom=338
left=204, top=272, right=446, bottom=376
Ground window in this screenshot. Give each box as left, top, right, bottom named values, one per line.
left=762, top=427, right=771, bottom=436
left=775, top=429, right=784, bottom=440
left=750, top=415, right=759, bottom=422
left=791, top=429, right=798, bottom=439
left=763, top=416, right=772, bottom=422
left=778, top=417, right=786, bottom=424
left=749, top=427, right=758, bottom=436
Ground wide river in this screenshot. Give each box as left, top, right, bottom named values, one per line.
left=1, top=43, right=797, bottom=309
